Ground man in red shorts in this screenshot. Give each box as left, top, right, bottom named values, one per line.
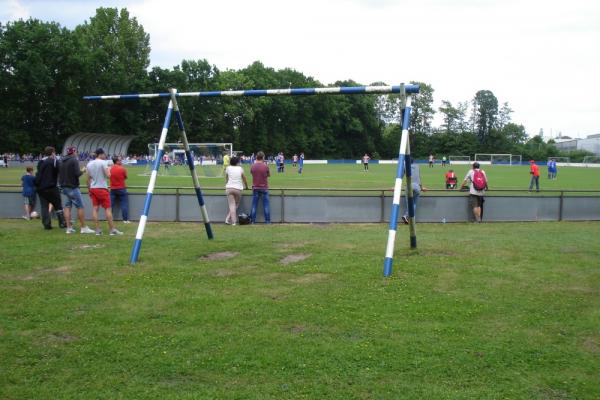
left=86, top=148, right=123, bottom=235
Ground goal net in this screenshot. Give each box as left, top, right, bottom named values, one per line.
left=582, top=156, right=600, bottom=166
left=143, top=143, right=233, bottom=178
left=475, top=153, right=520, bottom=165
left=448, top=155, right=471, bottom=164
left=548, top=156, right=570, bottom=166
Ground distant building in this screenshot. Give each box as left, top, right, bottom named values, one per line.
left=554, top=134, right=600, bottom=155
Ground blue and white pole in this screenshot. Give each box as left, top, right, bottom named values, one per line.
left=169, top=88, right=214, bottom=240
left=83, top=84, right=420, bottom=101
left=130, top=100, right=174, bottom=264
left=383, top=95, right=413, bottom=277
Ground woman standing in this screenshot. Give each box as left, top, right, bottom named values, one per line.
left=225, top=156, right=249, bottom=225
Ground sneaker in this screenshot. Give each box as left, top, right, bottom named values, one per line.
left=110, top=229, right=124, bottom=236
left=22, top=215, right=30, bottom=220
left=80, top=226, right=95, bottom=234
left=95, top=229, right=102, bottom=236
left=66, top=227, right=76, bottom=234
left=123, top=220, right=131, bottom=224
left=401, top=215, right=409, bottom=224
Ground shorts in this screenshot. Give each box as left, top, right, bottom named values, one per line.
left=23, top=194, right=36, bottom=206
left=62, top=187, right=84, bottom=209
left=89, top=188, right=111, bottom=208
left=469, top=194, right=484, bottom=209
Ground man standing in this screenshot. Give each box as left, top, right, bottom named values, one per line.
left=59, top=146, right=95, bottom=234
left=87, top=148, right=123, bottom=235
left=35, top=146, right=67, bottom=230
left=223, top=152, right=231, bottom=172
left=298, top=152, right=304, bottom=174
left=109, top=156, right=130, bottom=224
left=529, top=160, right=540, bottom=192
left=250, top=151, right=271, bottom=224
left=402, top=160, right=427, bottom=224
left=460, top=162, right=488, bottom=223
left=362, top=153, right=370, bottom=171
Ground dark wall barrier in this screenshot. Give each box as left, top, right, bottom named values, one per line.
left=1, top=187, right=599, bottom=223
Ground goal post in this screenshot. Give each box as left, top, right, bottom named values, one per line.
left=145, top=142, right=233, bottom=178
left=474, top=153, right=521, bottom=165
left=448, top=155, right=471, bottom=164
left=548, top=156, right=571, bottom=166
left=582, top=156, right=600, bottom=166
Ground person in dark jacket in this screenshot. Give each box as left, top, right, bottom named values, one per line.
left=58, top=146, right=94, bottom=234
left=35, top=146, right=66, bottom=230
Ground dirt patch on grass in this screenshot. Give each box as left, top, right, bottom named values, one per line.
left=291, top=273, right=328, bottom=284
left=213, top=268, right=236, bottom=277
left=280, top=253, right=311, bottom=265
left=289, top=325, right=306, bottom=334
left=47, top=332, right=79, bottom=343
left=74, top=244, right=105, bottom=250
left=582, top=337, right=600, bottom=353
left=277, top=242, right=311, bottom=250
left=51, top=266, right=72, bottom=274
left=199, top=251, right=239, bottom=261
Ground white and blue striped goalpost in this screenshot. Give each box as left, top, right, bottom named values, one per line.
left=383, top=88, right=416, bottom=277
left=84, top=83, right=419, bottom=267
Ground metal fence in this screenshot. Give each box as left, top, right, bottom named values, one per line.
left=1, top=185, right=599, bottom=223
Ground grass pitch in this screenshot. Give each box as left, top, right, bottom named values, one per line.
left=1, top=219, right=599, bottom=398
left=1, top=162, right=600, bottom=193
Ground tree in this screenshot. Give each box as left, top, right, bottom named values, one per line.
left=497, top=102, right=513, bottom=130
left=409, top=81, right=435, bottom=135
left=74, top=8, right=151, bottom=136
left=438, top=100, right=462, bottom=132
left=472, top=90, right=498, bottom=143
left=0, top=19, right=81, bottom=152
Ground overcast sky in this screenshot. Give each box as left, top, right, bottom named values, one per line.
left=2, top=0, right=599, bottom=139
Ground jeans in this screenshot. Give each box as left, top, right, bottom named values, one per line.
left=529, top=176, right=540, bottom=191
left=403, top=184, right=421, bottom=218
left=110, top=188, right=129, bottom=220
left=250, top=189, right=270, bottom=223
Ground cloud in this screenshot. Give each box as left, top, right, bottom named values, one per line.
left=0, top=0, right=29, bottom=22
left=1, top=0, right=600, bottom=137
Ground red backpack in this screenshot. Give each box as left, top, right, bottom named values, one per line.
left=472, top=169, right=487, bottom=191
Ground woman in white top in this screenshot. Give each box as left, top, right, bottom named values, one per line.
left=224, top=156, right=249, bottom=225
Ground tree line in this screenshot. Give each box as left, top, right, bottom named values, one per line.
left=0, top=7, right=582, bottom=160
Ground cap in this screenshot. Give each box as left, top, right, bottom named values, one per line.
left=66, top=146, right=76, bottom=155
left=95, top=148, right=105, bottom=155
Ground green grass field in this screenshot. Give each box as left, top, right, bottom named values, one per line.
left=2, top=162, right=600, bottom=193
left=1, top=220, right=599, bottom=398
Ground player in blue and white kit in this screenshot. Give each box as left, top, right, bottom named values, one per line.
left=298, top=152, right=304, bottom=174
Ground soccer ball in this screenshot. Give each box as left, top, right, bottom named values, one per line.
left=238, top=213, right=251, bottom=225
left=30, top=211, right=39, bottom=218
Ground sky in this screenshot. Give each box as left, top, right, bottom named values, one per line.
left=2, top=0, right=600, bottom=139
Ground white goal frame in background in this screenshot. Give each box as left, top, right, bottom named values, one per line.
left=448, top=155, right=471, bottom=165
left=475, top=153, right=521, bottom=166
left=144, top=142, right=233, bottom=177
left=548, top=156, right=571, bottom=166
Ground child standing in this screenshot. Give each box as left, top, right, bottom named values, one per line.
left=21, top=166, right=36, bottom=219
